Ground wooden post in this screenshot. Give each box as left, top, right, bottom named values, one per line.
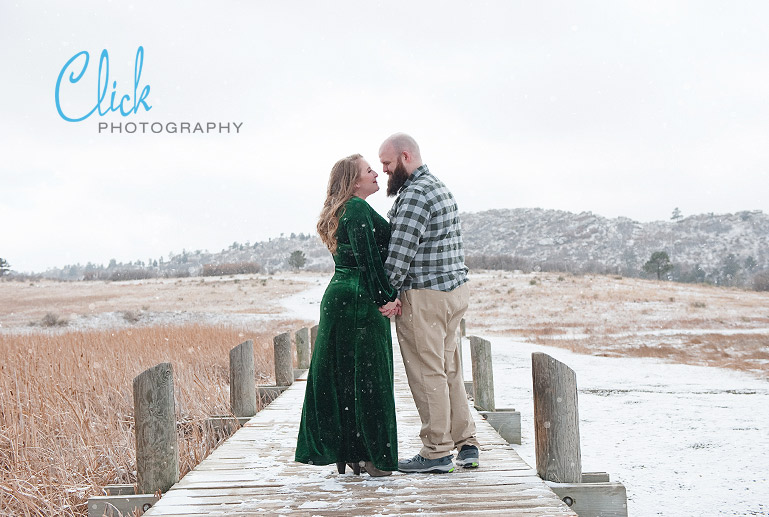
left=310, top=324, right=319, bottom=354
left=274, top=332, right=294, bottom=387
left=295, top=327, right=310, bottom=369
left=468, top=336, right=495, bottom=411
left=460, top=317, right=466, bottom=337
left=532, top=352, right=582, bottom=483
left=132, top=363, right=179, bottom=495
left=229, top=340, right=257, bottom=418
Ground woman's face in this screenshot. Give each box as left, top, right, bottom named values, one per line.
left=354, top=159, right=379, bottom=199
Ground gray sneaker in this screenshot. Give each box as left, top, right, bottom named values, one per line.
left=455, top=445, right=479, bottom=468
left=397, top=454, right=455, bottom=473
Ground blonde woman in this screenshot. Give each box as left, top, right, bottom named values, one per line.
left=295, top=154, right=399, bottom=477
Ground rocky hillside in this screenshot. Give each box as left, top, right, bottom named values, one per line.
left=30, top=210, right=769, bottom=288
left=462, top=208, right=769, bottom=285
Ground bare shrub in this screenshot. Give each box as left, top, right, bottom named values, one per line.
left=202, top=262, right=262, bottom=277
left=538, top=260, right=575, bottom=274
left=109, top=269, right=158, bottom=282
left=121, top=310, right=142, bottom=323
left=83, top=270, right=111, bottom=281
left=466, top=254, right=533, bottom=272
left=752, top=270, right=769, bottom=292
left=164, top=268, right=192, bottom=278
left=41, top=312, right=68, bottom=327
left=3, top=272, right=44, bottom=282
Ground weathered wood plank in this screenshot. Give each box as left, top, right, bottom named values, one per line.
left=87, top=494, right=159, bottom=517
left=228, top=340, right=256, bottom=417
left=133, top=363, right=179, bottom=495
left=469, top=335, right=495, bottom=411
left=532, top=352, right=582, bottom=483
left=144, top=343, right=575, bottom=516
left=273, top=332, right=293, bottom=386
left=295, top=327, right=311, bottom=369
left=310, top=324, right=319, bottom=355
left=546, top=481, right=629, bottom=517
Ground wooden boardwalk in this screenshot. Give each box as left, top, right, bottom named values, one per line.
left=144, top=344, right=576, bottom=516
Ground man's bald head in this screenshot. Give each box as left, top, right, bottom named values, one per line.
left=380, top=133, right=421, bottom=161
left=379, top=133, right=423, bottom=176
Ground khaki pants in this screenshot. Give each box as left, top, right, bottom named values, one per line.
left=395, top=283, right=479, bottom=459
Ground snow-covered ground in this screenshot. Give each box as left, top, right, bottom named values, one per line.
left=467, top=336, right=769, bottom=516
left=283, top=280, right=769, bottom=516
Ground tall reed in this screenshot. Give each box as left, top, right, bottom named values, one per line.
left=0, top=322, right=299, bottom=516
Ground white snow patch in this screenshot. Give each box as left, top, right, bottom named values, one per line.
left=299, top=500, right=337, bottom=509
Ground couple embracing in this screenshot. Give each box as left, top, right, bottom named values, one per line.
left=295, top=133, right=480, bottom=477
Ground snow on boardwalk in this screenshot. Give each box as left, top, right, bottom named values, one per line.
left=144, top=346, right=575, bottom=516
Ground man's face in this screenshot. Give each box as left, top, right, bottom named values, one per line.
left=386, top=156, right=409, bottom=197
left=380, top=144, right=409, bottom=197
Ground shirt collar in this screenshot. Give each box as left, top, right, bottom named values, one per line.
left=400, top=164, right=429, bottom=192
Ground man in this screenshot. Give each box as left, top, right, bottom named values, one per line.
left=379, top=133, right=480, bottom=474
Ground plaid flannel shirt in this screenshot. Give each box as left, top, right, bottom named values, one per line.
left=385, top=165, right=468, bottom=293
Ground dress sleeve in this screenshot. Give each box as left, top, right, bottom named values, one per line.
left=345, top=200, right=398, bottom=306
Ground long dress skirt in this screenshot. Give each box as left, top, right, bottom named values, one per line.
left=295, top=267, right=398, bottom=471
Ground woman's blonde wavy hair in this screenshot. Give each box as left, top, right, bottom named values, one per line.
left=317, top=153, right=363, bottom=254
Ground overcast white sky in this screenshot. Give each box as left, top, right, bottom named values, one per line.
left=1, top=1, right=768, bottom=272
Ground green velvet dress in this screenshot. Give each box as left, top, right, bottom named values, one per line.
left=295, top=196, right=399, bottom=471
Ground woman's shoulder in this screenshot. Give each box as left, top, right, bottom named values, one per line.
left=341, top=196, right=371, bottom=219
left=345, top=196, right=369, bottom=208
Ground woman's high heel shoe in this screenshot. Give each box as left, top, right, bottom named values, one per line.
left=362, top=461, right=392, bottom=477
left=336, top=461, right=361, bottom=475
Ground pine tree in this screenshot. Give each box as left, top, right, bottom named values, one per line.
left=288, top=250, right=307, bottom=270
left=643, top=251, right=673, bottom=280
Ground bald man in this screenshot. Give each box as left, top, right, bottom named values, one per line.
left=378, top=133, right=480, bottom=474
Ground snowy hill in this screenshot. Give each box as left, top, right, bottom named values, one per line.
left=34, top=210, right=769, bottom=287
left=462, top=208, right=769, bottom=285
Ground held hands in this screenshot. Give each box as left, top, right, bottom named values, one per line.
left=379, top=298, right=402, bottom=318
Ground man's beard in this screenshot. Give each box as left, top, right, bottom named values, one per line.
left=387, top=158, right=409, bottom=197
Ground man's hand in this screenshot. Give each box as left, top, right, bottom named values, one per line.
left=379, top=298, right=402, bottom=318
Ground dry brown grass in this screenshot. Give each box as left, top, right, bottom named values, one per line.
left=467, top=271, right=769, bottom=378
left=0, top=321, right=306, bottom=516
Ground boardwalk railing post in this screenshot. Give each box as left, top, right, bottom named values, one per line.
left=133, top=362, right=179, bottom=495
left=532, top=352, right=581, bottom=483
left=532, top=352, right=628, bottom=516
left=230, top=340, right=257, bottom=418
left=257, top=332, right=294, bottom=406
left=88, top=365, right=173, bottom=515
left=274, top=332, right=294, bottom=387
left=467, top=333, right=521, bottom=444
left=310, top=324, right=319, bottom=355
left=469, top=335, right=495, bottom=411
left=460, top=317, right=466, bottom=337
left=295, top=327, right=310, bottom=370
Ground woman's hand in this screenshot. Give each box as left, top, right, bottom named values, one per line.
left=379, top=298, right=401, bottom=318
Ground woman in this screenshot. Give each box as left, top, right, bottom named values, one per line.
left=295, top=154, right=399, bottom=477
